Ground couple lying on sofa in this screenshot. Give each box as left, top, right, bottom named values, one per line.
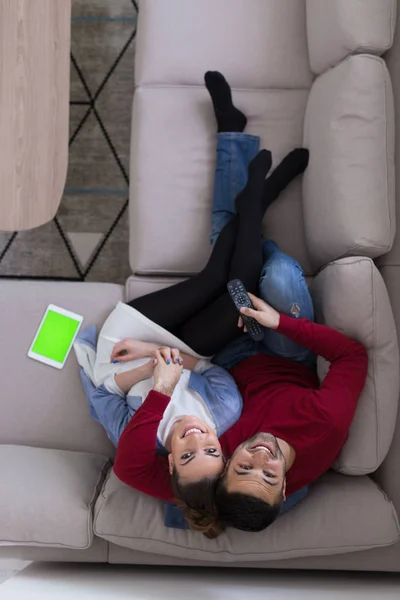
left=75, top=72, right=368, bottom=538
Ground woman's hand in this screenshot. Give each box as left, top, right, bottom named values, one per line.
left=152, top=349, right=184, bottom=397
left=238, top=293, right=280, bottom=331
left=110, top=339, right=157, bottom=363
left=153, top=346, right=184, bottom=366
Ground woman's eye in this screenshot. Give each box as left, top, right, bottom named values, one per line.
left=264, top=472, right=275, bottom=478
left=239, top=464, right=251, bottom=470
left=207, top=448, right=217, bottom=454
left=181, top=452, right=192, bottom=460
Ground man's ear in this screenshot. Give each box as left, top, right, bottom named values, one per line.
left=168, top=453, right=174, bottom=475
left=282, top=478, right=287, bottom=502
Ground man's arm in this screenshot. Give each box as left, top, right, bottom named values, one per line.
left=114, top=349, right=184, bottom=502
left=114, top=390, right=174, bottom=502
left=239, top=295, right=368, bottom=418
left=278, top=314, right=368, bottom=417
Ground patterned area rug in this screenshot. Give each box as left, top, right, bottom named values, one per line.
left=0, top=0, right=138, bottom=284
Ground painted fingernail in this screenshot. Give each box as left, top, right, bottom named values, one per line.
left=175, top=358, right=179, bottom=363
left=167, top=360, right=171, bottom=365
left=112, top=360, right=118, bottom=364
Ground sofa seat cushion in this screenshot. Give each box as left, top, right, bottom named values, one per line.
left=125, top=275, right=185, bottom=302
left=312, top=257, right=399, bottom=475
left=135, top=0, right=312, bottom=89
left=0, top=445, right=110, bottom=549
left=0, top=281, right=123, bottom=456
left=94, top=470, right=399, bottom=563
left=303, top=55, right=395, bottom=270
left=130, top=86, right=313, bottom=276
left=306, top=0, right=397, bottom=74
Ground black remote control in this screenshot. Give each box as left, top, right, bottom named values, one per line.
left=227, top=279, right=264, bottom=342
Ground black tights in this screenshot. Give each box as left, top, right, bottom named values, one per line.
left=129, top=148, right=307, bottom=356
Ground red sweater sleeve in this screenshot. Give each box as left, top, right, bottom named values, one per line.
left=113, top=391, right=174, bottom=502
left=277, top=315, right=368, bottom=423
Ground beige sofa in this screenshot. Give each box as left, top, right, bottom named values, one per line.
left=2, top=0, right=400, bottom=571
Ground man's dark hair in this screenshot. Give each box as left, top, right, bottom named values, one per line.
left=215, top=476, right=282, bottom=532
left=170, top=467, right=225, bottom=539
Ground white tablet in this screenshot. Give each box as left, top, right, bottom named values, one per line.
left=28, top=304, right=83, bottom=369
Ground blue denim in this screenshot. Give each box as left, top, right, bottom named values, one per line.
left=210, top=133, right=261, bottom=245
left=210, top=133, right=316, bottom=372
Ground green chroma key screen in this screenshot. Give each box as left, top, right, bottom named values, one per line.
left=32, top=310, right=81, bottom=363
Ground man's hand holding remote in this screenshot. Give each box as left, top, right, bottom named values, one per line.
left=238, top=293, right=280, bottom=331
left=152, top=349, right=183, bottom=397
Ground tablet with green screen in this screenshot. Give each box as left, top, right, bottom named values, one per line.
left=28, top=304, right=83, bottom=369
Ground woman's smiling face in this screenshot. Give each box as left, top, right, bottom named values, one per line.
left=168, top=416, right=225, bottom=482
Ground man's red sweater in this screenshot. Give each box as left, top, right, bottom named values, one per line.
left=114, top=315, right=368, bottom=501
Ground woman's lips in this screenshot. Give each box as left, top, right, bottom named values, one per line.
left=181, top=426, right=206, bottom=438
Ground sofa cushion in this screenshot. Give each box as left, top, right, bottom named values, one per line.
left=376, top=266, right=400, bottom=514
left=312, top=258, right=399, bottom=475
left=125, top=275, right=185, bottom=302
left=94, top=470, right=399, bottom=562
left=130, top=86, right=313, bottom=276
left=306, top=0, right=396, bottom=74
left=303, top=55, right=395, bottom=271
left=136, top=0, right=312, bottom=89
left=0, top=445, right=110, bottom=549
left=376, top=13, right=400, bottom=268
left=0, top=281, right=122, bottom=456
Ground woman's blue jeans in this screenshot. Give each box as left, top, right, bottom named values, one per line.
left=210, top=133, right=316, bottom=371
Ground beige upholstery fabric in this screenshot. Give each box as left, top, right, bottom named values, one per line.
left=377, top=10, right=400, bottom=268
left=95, top=470, right=399, bottom=562
left=108, top=542, right=400, bottom=572
left=306, top=0, right=397, bottom=75
left=0, top=536, right=109, bottom=563
left=376, top=266, right=400, bottom=516
left=303, top=55, right=395, bottom=270
left=0, top=445, right=110, bottom=549
left=135, top=0, right=312, bottom=89
left=312, top=258, right=399, bottom=475
left=130, top=86, right=313, bottom=276
left=125, top=275, right=185, bottom=302
left=0, top=281, right=122, bottom=456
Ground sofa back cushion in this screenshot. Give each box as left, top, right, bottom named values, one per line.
left=94, top=470, right=399, bottom=562
left=306, top=0, right=396, bottom=74
left=136, top=0, right=312, bottom=89
left=312, top=257, right=399, bottom=475
left=303, top=55, right=395, bottom=271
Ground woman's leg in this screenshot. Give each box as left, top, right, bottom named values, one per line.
left=176, top=152, right=270, bottom=355
left=129, top=150, right=271, bottom=333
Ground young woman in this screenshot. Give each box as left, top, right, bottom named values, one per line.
left=76, top=72, right=309, bottom=537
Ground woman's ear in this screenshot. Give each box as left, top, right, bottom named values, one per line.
left=282, top=478, right=287, bottom=502
left=168, top=453, right=174, bottom=475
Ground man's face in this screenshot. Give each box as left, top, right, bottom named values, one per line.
left=168, top=416, right=224, bottom=482
left=224, top=433, right=287, bottom=504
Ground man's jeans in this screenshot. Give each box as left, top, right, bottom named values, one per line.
left=210, top=133, right=316, bottom=371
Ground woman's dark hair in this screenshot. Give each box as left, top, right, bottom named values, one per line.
left=215, top=475, right=282, bottom=532
left=170, top=467, right=225, bottom=539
